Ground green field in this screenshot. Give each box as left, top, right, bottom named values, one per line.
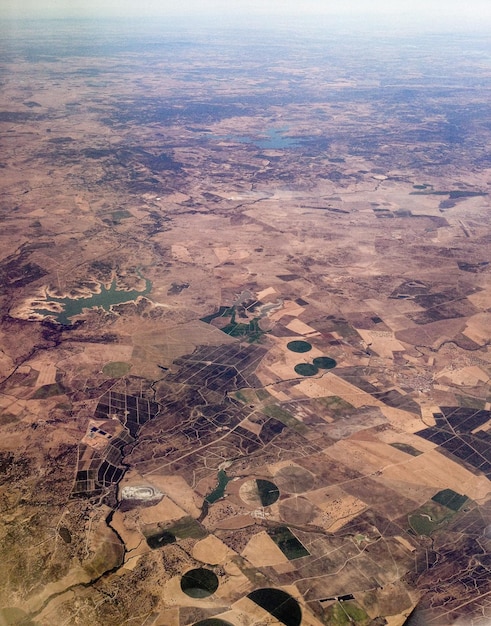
left=200, top=306, right=234, bottom=324
left=201, top=306, right=266, bottom=342
left=32, top=382, right=66, bottom=399
left=267, top=526, right=310, bottom=560
left=256, top=388, right=272, bottom=401
left=313, top=396, right=354, bottom=418
left=221, top=316, right=265, bottom=342
left=0, top=413, right=18, bottom=426
left=257, top=479, right=280, bottom=506
left=262, top=404, right=307, bottom=434
left=456, top=395, right=486, bottom=409
left=167, top=516, right=207, bottom=539
left=322, top=600, right=371, bottom=625
left=110, top=209, right=133, bottom=224
left=313, top=356, right=337, bottom=369
left=146, top=530, right=176, bottom=549
left=180, top=567, right=218, bottom=598
left=287, top=340, right=312, bottom=353
left=410, top=189, right=486, bottom=198
left=408, top=500, right=458, bottom=536
left=432, top=489, right=468, bottom=511
left=232, top=387, right=271, bottom=406
left=102, top=361, right=132, bottom=377
left=294, top=363, right=318, bottom=376
left=390, top=442, right=422, bottom=457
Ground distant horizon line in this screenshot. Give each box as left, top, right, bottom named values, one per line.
left=1, top=13, right=491, bottom=34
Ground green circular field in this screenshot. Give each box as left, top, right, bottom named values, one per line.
left=181, top=568, right=219, bottom=598
left=287, top=340, right=312, bottom=353
left=248, top=588, right=302, bottom=626
left=294, top=363, right=318, bottom=376
left=312, top=356, right=337, bottom=369
left=102, top=361, right=132, bottom=377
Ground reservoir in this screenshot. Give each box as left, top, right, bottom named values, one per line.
left=207, top=127, right=299, bottom=150
left=205, top=469, right=231, bottom=504
left=33, top=276, right=152, bottom=326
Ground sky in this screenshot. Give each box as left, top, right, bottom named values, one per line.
left=2, top=0, right=491, bottom=29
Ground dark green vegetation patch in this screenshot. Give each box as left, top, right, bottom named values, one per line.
left=102, top=361, right=132, bottom=377
left=167, top=516, right=207, bottom=539
left=101, top=209, right=133, bottom=225
left=294, top=363, right=318, bottom=376
left=312, top=395, right=354, bottom=418
left=32, top=382, right=66, bottom=399
left=146, top=531, right=176, bottom=549
left=247, top=588, right=302, bottom=626
left=221, top=316, right=264, bottom=342
left=267, top=526, right=310, bottom=560
left=257, top=479, right=280, bottom=506
left=390, top=442, right=422, bottom=457
left=456, top=394, right=486, bottom=409
left=0, top=413, right=18, bottom=426
left=287, top=340, right=312, bottom=353
left=410, top=189, right=486, bottom=198
left=200, top=306, right=234, bottom=324
left=262, top=404, right=307, bottom=433
left=181, top=568, right=219, bottom=598
left=431, top=489, right=468, bottom=511
left=312, top=356, right=337, bottom=369
left=0, top=261, right=47, bottom=288
left=322, top=600, right=371, bottom=625
left=408, top=499, right=460, bottom=536
left=201, top=306, right=266, bottom=343
left=58, top=527, right=72, bottom=544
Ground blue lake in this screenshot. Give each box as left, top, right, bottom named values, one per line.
left=34, top=276, right=152, bottom=326
left=207, top=127, right=299, bottom=150
left=205, top=469, right=231, bottom=504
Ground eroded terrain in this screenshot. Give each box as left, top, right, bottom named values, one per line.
left=1, top=20, right=491, bottom=626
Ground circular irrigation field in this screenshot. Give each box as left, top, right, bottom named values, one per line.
left=275, top=465, right=315, bottom=494
left=294, top=354, right=337, bottom=377
left=294, top=363, right=318, bottom=376
left=239, top=478, right=280, bottom=507
left=313, top=356, right=337, bottom=369
left=181, top=568, right=219, bottom=598
left=247, top=588, right=302, bottom=626
left=279, top=496, right=315, bottom=525
left=287, top=340, right=312, bottom=353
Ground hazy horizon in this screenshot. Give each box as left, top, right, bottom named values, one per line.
left=2, top=0, right=491, bottom=32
